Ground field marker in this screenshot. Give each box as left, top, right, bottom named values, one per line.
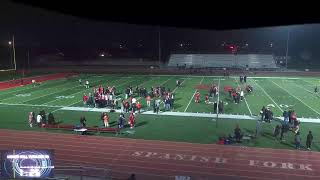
left=0, top=78, right=73, bottom=102
left=31, top=76, right=110, bottom=105
left=17, top=84, right=86, bottom=104
left=234, top=77, right=252, bottom=116
left=251, top=79, right=283, bottom=112
left=272, top=81, right=320, bottom=116
left=184, top=76, right=204, bottom=112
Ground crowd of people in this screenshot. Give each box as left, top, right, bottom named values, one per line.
left=28, top=110, right=56, bottom=128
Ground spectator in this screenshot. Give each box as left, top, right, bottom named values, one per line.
left=48, top=112, right=55, bottom=125
left=306, top=131, right=313, bottom=150
left=136, top=102, right=142, bottom=113
left=154, top=98, right=160, bottom=114
left=40, top=110, right=47, bottom=125
left=295, top=131, right=301, bottom=150
left=118, top=113, right=125, bottom=129
left=273, top=125, right=281, bottom=140
left=146, top=94, right=151, bottom=108
left=213, top=101, right=217, bottom=113
left=283, top=110, right=289, bottom=124
left=36, top=113, right=42, bottom=127
left=255, top=120, right=262, bottom=137
left=260, top=106, right=266, bottom=121
left=240, top=90, right=244, bottom=101
left=218, top=100, right=224, bottom=114
left=28, top=112, right=34, bottom=128
left=80, top=116, right=86, bottom=128
left=103, top=113, right=109, bottom=127
left=234, top=124, right=242, bottom=143
left=280, top=123, right=288, bottom=141
left=131, top=97, right=137, bottom=113
left=121, top=99, right=124, bottom=112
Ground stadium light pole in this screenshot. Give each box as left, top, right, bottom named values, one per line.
left=285, top=28, right=290, bottom=69
left=158, top=27, right=161, bottom=66
left=9, top=35, right=17, bottom=70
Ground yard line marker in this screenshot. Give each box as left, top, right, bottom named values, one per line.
left=18, top=85, right=84, bottom=104
left=184, top=76, right=204, bottom=112
left=44, top=76, right=140, bottom=106
left=234, top=77, right=252, bottom=116
left=272, top=80, right=320, bottom=116
left=0, top=79, right=73, bottom=102
left=22, top=75, right=110, bottom=105
left=251, top=79, right=283, bottom=112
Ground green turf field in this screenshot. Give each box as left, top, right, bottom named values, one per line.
left=1, top=73, right=320, bottom=151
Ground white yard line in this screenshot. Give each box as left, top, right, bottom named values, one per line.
left=272, top=80, right=320, bottom=116
left=43, top=77, right=134, bottom=105
left=234, top=77, right=253, bottom=116
left=0, top=102, right=63, bottom=108
left=172, top=79, right=186, bottom=93
left=184, top=76, right=204, bottom=112
left=1, top=102, right=320, bottom=123
left=216, top=77, right=221, bottom=113
left=18, top=85, right=84, bottom=104
left=251, top=79, right=283, bottom=112
left=295, top=80, right=320, bottom=98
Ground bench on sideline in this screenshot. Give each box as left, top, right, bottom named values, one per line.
left=42, top=124, right=120, bottom=134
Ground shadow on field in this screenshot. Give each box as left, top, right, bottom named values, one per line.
left=136, top=121, right=147, bottom=127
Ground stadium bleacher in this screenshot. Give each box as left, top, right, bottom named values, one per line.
left=168, top=54, right=278, bottom=69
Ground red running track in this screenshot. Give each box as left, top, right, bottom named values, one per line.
left=0, top=73, right=77, bottom=90
left=0, top=129, right=319, bottom=180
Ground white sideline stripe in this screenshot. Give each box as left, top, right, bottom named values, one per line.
left=151, top=74, right=318, bottom=80
left=251, top=79, right=283, bottom=112
left=1, top=102, right=320, bottom=123
left=184, top=76, right=204, bottom=112
left=234, top=77, right=252, bottom=116
left=272, top=81, right=320, bottom=116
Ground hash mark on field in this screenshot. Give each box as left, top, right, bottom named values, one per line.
left=251, top=79, right=283, bottom=112
left=41, top=77, right=113, bottom=105
left=184, top=76, right=204, bottom=112
left=272, top=81, right=320, bottom=116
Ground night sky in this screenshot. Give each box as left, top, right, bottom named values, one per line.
left=1, top=1, right=320, bottom=62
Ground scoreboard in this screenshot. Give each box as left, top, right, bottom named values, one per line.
left=1, top=149, right=54, bottom=179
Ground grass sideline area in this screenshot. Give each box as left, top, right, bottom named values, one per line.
left=1, top=73, right=320, bottom=151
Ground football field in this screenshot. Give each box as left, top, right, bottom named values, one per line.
left=1, top=73, right=320, bottom=150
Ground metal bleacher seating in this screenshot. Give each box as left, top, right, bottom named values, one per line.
left=168, top=54, right=278, bottom=69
